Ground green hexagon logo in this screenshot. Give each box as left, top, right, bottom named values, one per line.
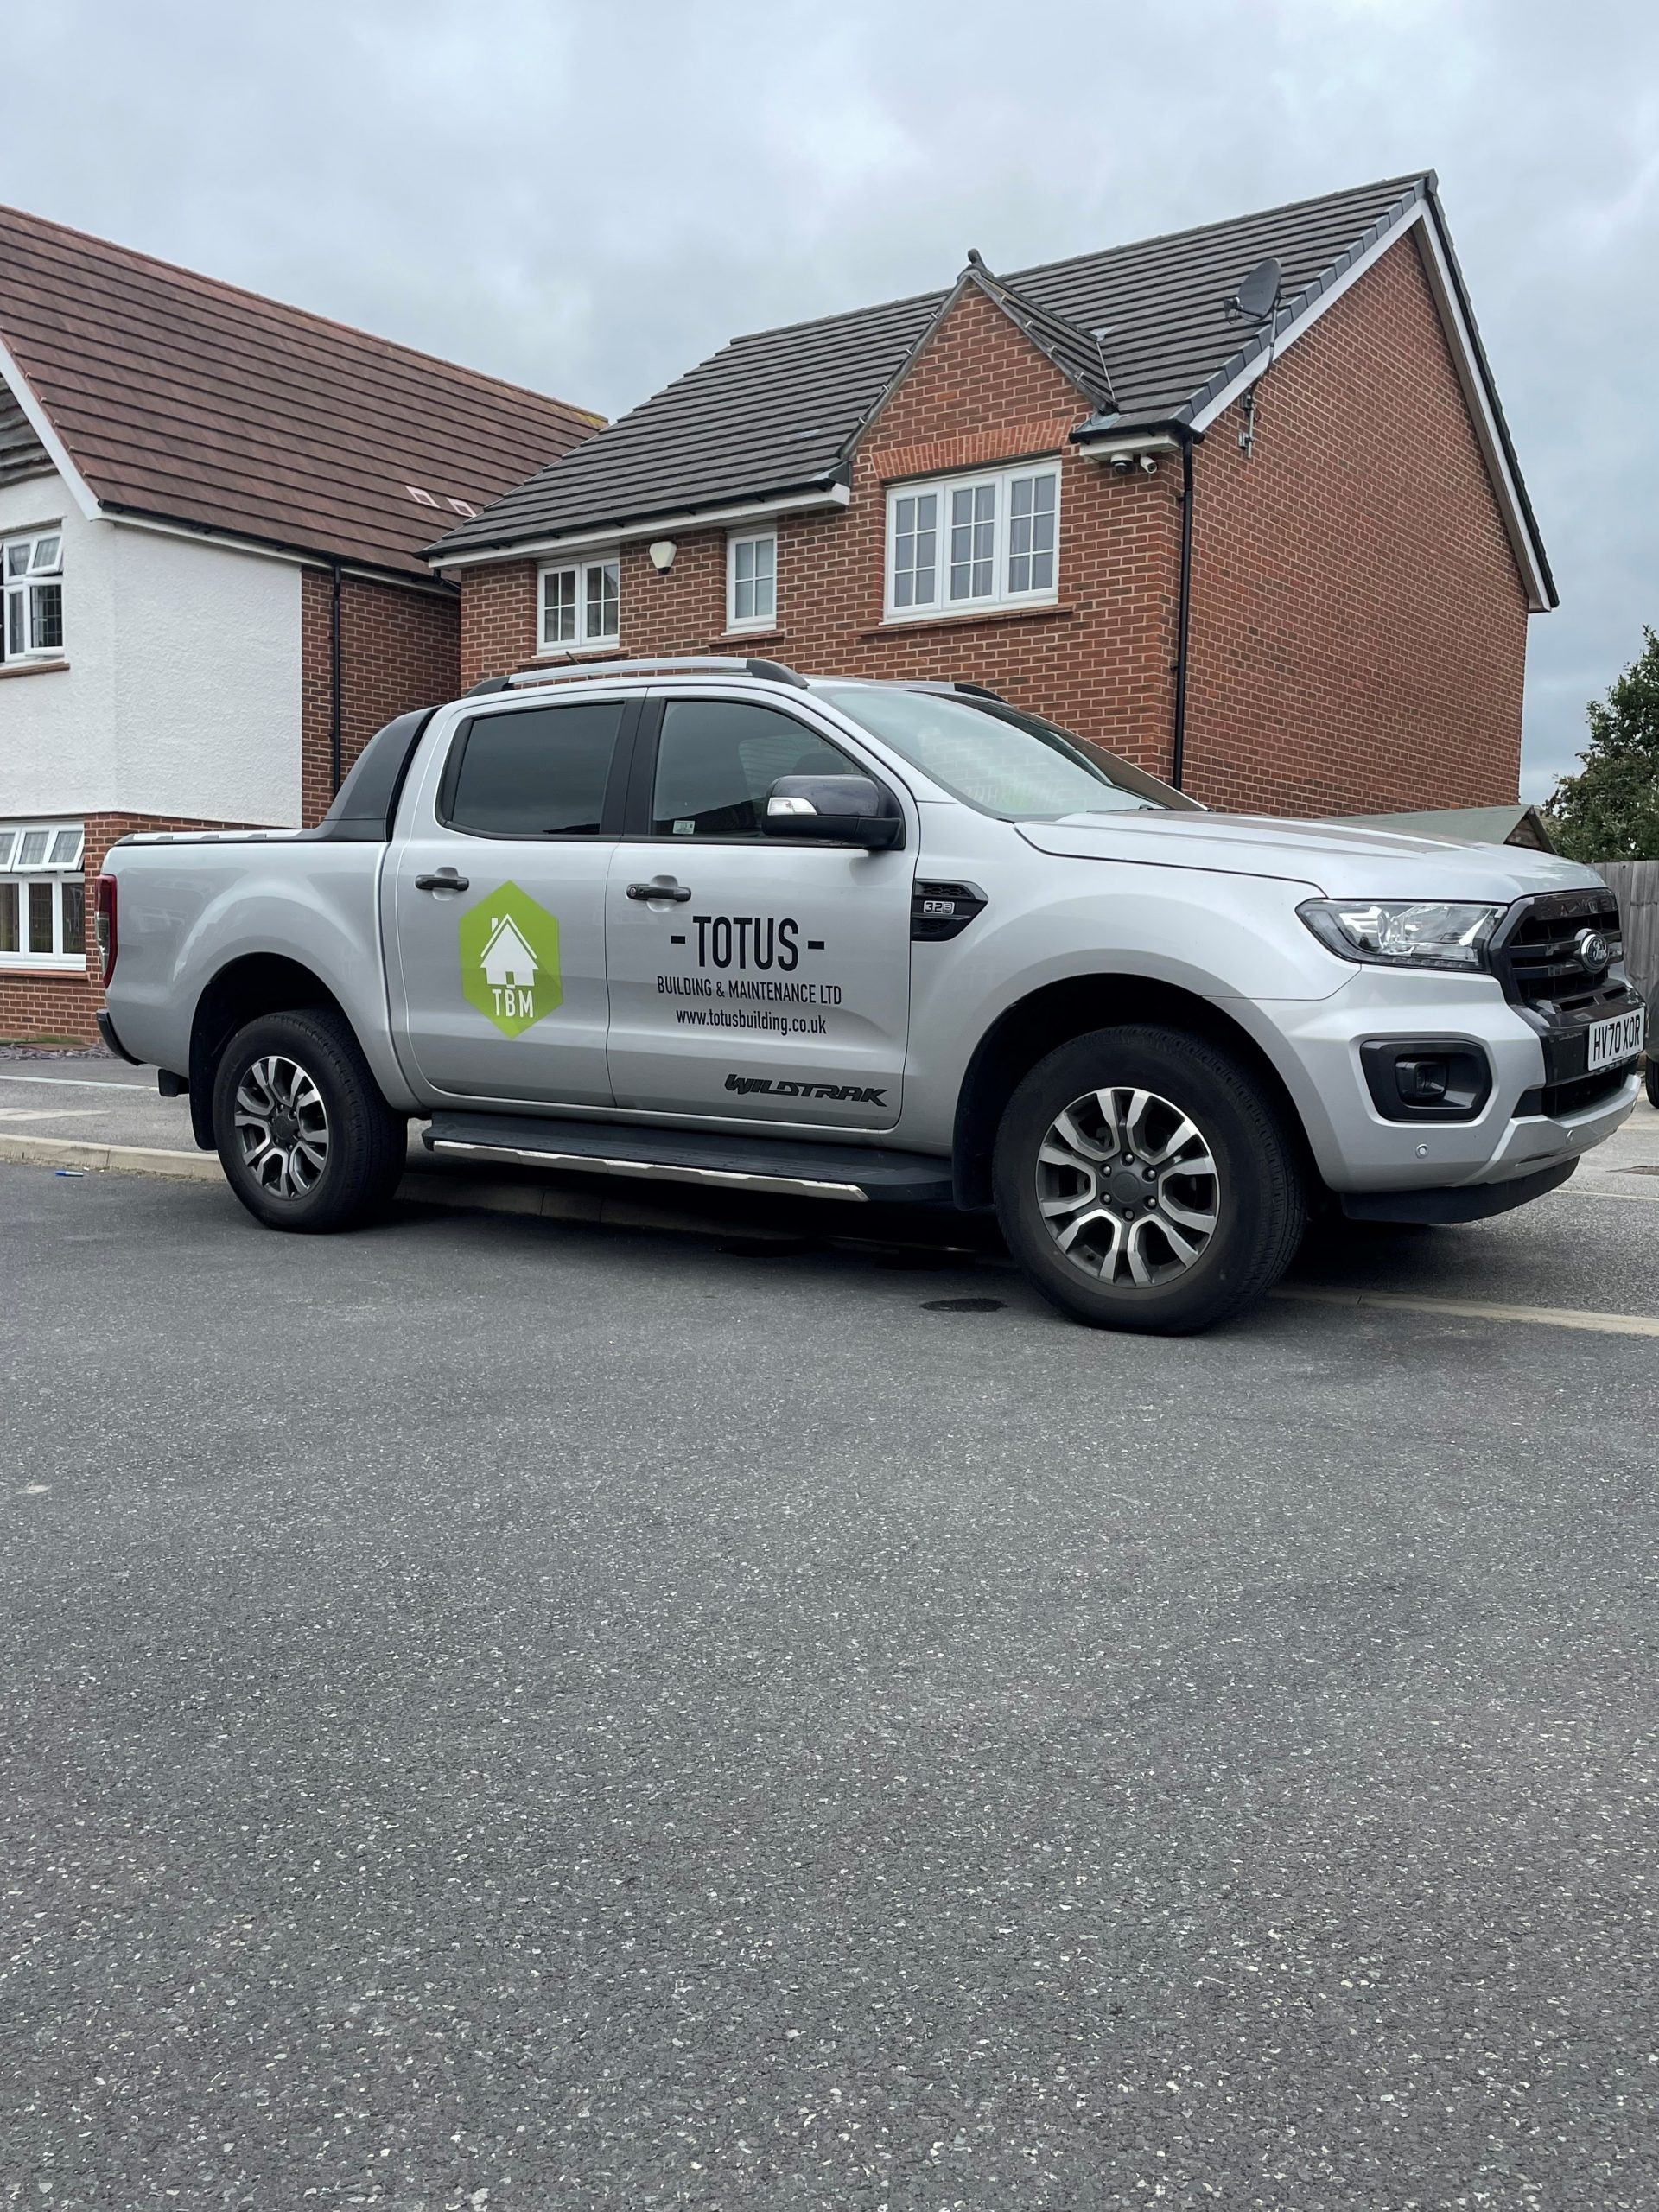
left=459, top=881, right=562, bottom=1038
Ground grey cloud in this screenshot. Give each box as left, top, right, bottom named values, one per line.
left=4, top=0, right=1655, bottom=798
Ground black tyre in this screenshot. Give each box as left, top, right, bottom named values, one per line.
left=212, top=1007, right=404, bottom=1233
left=993, top=1024, right=1306, bottom=1333
left=1646, top=1057, right=1658, bottom=1112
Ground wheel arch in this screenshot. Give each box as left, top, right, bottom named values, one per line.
left=187, top=954, right=348, bottom=1150
left=950, top=974, right=1315, bottom=1209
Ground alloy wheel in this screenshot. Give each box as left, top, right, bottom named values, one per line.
left=1035, top=1085, right=1221, bottom=1287
left=233, top=1053, right=330, bottom=1198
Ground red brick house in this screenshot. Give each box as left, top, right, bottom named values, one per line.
left=429, top=173, right=1554, bottom=823
left=0, top=206, right=598, bottom=1040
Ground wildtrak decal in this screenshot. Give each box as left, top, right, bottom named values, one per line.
left=725, top=1075, right=887, bottom=1105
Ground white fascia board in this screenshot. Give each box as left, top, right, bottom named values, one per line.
left=1077, top=431, right=1183, bottom=462
left=1189, top=200, right=1430, bottom=435
left=1189, top=199, right=1551, bottom=613
left=0, top=335, right=102, bottom=520
left=102, top=511, right=454, bottom=595
left=1411, top=208, right=1554, bottom=613
left=430, top=483, right=851, bottom=571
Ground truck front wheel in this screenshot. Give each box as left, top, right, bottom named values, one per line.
left=993, top=1024, right=1305, bottom=1333
left=211, top=1008, right=405, bottom=1233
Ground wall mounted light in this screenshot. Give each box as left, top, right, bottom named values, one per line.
left=648, top=540, right=677, bottom=573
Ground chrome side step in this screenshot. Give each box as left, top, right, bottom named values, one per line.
left=429, top=1137, right=870, bottom=1202
left=422, top=1111, right=955, bottom=1206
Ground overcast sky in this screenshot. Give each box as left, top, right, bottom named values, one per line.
left=3, top=0, right=1653, bottom=797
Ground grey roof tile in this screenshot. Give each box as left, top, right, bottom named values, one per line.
left=427, top=172, right=1548, bottom=608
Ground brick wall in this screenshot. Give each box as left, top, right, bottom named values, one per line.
left=453, top=284, right=1185, bottom=776
left=449, top=243, right=1532, bottom=816
left=300, top=570, right=461, bottom=825
left=1184, top=230, right=1530, bottom=816
left=2, top=809, right=239, bottom=1045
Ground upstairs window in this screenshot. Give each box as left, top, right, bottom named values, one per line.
left=884, top=464, right=1059, bottom=621
left=2, top=528, right=65, bottom=661
left=539, top=556, right=620, bottom=653
left=0, top=820, right=85, bottom=967
left=726, top=531, right=777, bottom=631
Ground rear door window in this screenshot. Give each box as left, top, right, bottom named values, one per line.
left=443, top=701, right=627, bottom=836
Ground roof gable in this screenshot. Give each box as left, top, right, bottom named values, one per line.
left=0, top=205, right=602, bottom=579
left=428, top=173, right=1552, bottom=610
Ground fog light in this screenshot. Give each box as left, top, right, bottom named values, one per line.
left=1397, top=1057, right=1449, bottom=1103
left=1360, top=1039, right=1492, bottom=1122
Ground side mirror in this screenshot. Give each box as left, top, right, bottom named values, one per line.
left=763, top=774, right=905, bottom=851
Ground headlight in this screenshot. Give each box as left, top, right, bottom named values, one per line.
left=1297, top=898, right=1504, bottom=973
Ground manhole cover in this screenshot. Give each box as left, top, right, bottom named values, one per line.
left=921, top=1296, right=1006, bottom=1313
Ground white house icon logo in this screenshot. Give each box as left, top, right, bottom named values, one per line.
left=481, top=913, right=537, bottom=1018
left=482, top=914, right=537, bottom=989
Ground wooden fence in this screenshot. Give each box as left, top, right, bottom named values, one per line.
left=1595, top=860, right=1659, bottom=996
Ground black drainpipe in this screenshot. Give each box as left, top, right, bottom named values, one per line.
left=328, top=560, right=344, bottom=797
left=1171, top=434, right=1195, bottom=792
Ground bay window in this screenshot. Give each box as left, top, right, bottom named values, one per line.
left=539, top=556, right=620, bottom=652
left=0, top=823, right=86, bottom=967
left=884, top=463, right=1059, bottom=620
left=2, top=527, right=65, bottom=661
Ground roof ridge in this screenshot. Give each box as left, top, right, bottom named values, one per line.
left=0, top=201, right=603, bottom=429
left=714, top=175, right=1433, bottom=353
left=1006, top=171, right=1433, bottom=288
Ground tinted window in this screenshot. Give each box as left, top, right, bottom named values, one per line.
left=446, top=702, right=625, bottom=836
left=652, top=699, right=855, bottom=839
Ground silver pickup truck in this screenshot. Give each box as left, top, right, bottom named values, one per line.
left=98, top=658, right=1643, bottom=1332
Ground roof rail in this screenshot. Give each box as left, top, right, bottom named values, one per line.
left=467, top=655, right=809, bottom=697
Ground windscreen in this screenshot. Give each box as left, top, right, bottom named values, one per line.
left=816, top=686, right=1189, bottom=817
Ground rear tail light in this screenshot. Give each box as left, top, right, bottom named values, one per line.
left=95, top=873, right=118, bottom=986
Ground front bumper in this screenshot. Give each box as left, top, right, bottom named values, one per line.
left=1257, top=968, right=1642, bottom=1196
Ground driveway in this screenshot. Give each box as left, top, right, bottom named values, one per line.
left=2, top=1108, right=1656, bottom=2209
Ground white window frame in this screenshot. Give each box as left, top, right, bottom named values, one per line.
left=882, top=461, right=1060, bottom=623
left=537, top=554, right=620, bottom=656
left=2, top=525, right=66, bottom=663
left=725, top=530, right=778, bottom=632
left=0, top=821, right=86, bottom=969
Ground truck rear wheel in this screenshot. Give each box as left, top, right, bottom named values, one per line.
left=212, top=1008, right=404, bottom=1233
left=993, top=1024, right=1305, bottom=1333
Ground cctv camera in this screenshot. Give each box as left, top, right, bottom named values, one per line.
left=1109, top=453, right=1133, bottom=476
left=1137, top=454, right=1159, bottom=476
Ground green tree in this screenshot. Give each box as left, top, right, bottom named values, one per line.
left=1546, top=628, right=1659, bottom=861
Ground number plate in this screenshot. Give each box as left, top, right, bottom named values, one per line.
left=1586, top=1006, right=1645, bottom=1072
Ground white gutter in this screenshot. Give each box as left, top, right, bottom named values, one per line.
left=429, top=482, right=852, bottom=571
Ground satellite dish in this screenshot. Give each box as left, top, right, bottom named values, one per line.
left=1226, top=256, right=1282, bottom=325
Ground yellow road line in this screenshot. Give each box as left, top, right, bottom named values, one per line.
left=1274, top=1282, right=1659, bottom=1337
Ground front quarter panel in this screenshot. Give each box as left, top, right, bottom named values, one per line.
left=897, top=818, right=1341, bottom=1154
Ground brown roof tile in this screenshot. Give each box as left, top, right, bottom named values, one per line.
left=0, top=205, right=601, bottom=578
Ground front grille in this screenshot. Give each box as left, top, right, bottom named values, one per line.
left=1489, top=888, right=1624, bottom=1010
left=1516, top=1066, right=1632, bottom=1121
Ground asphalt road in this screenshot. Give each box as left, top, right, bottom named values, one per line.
left=3, top=1150, right=1657, bottom=2209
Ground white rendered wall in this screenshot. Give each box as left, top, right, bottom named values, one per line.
left=0, top=471, right=117, bottom=817
left=0, top=466, right=303, bottom=827
left=110, top=518, right=302, bottom=825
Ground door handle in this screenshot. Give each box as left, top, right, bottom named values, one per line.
left=627, top=880, right=692, bottom=903
left=416, top=869, right=469, bottom=892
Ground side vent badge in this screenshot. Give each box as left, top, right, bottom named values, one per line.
left=911, top=880, right=988, bottom=943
